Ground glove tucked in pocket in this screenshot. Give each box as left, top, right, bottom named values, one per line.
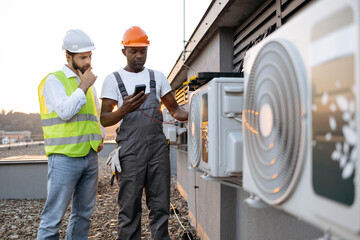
left=106, top=146, right=122, bottom=173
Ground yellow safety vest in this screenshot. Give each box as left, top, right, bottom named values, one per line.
left=38, top=70, right=102, bottom=157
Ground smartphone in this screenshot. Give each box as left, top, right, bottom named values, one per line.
left=134, top=84, right=146, bottom=96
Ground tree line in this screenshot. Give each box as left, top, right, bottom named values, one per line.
left=0, top=110, right=43, bottom=136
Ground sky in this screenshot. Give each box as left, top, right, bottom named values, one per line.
left=0, top=0, right=212, bottom=114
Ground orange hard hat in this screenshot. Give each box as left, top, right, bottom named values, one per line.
left=121, top=26, right=150, bottom=47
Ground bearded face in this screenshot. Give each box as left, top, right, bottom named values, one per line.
left=66, top=51, right=92, bottom=74
left=71, top=57, right=90, bottom=74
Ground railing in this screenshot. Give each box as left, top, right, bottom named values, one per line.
left=0, top=134, right=117, bottom=150
left=0, top=134, right=44, bottom=150
left=0, top=141, right=44, bottom=150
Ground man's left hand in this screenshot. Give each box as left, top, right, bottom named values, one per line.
left=98, top=139, right=104, bottom=152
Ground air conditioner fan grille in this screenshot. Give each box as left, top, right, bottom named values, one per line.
left=188, top=92, right=202, bottom=167
left=244, top=41, right=304, bottom=204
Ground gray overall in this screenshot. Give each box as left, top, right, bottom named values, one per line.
left=113, top=69, right=170, bottom=240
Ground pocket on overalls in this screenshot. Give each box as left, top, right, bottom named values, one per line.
left=118, top=153, right=137, bottom=178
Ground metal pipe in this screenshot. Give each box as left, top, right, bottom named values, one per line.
left=183, top=0, right=186, bottom=61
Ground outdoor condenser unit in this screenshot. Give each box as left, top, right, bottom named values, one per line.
left=188, top=76, right=244, bottom=177
left=242, top=0, right=360, bottom=239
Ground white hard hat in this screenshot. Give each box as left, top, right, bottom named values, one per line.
left=62, top=29, right=95, bottom=53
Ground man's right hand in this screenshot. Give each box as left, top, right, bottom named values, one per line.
left=78, top=67, right=97, bottom=94
left=99, top=92, right=148, bottom=127
left=122, top=92, right=148, bottom=114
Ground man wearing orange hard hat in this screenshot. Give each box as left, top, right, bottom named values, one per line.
left=100, top=26, right=188, bottom=239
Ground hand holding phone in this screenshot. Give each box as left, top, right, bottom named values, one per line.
left=134, top=84, right=146, bottom=96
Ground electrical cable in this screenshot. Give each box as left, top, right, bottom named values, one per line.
left=170, top=202, right=192, bottom=239
left=138, top=107, right=187, bottom=125
left=183, top=63, right=197, bottom=77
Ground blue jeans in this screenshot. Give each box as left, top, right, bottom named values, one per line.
left=37, top=150, right=98, bottom=240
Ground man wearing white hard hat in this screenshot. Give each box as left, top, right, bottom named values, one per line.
left=37, top=29, right=105, bottom=240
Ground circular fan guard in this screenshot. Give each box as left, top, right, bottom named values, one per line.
left=188, top=92, right=202, bottom=167
left=244, top=40, right=305, bottom=205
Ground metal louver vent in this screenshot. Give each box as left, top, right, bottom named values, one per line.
left=175, top=85, right=189, bottom=105
left=244, top=40, right=305, bottom=205
left=188, top=92, right=202, bottom=167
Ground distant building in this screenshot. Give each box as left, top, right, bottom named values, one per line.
left=1, top=131, right=32, bottom=144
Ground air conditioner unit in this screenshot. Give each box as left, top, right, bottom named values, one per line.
left=188, top=77, right=244, bottom=177
left=242, top=0, right=360, bottom=239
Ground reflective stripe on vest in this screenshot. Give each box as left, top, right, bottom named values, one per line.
left=38, top=70, right=102, bottom=157
left=41, top=113, right=98, bottom=127
left=44, top=134, right=102, bottom=146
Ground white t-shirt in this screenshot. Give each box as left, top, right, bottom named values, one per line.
left=100, top=68, right=172, bottom=107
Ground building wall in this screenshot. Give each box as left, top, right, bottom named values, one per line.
left=188, top=32, right=221, bottom=77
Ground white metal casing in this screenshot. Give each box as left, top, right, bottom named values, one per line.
left=242, top=0, right=360, bottom=239
left=188, top=77, right=244, bottom=177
